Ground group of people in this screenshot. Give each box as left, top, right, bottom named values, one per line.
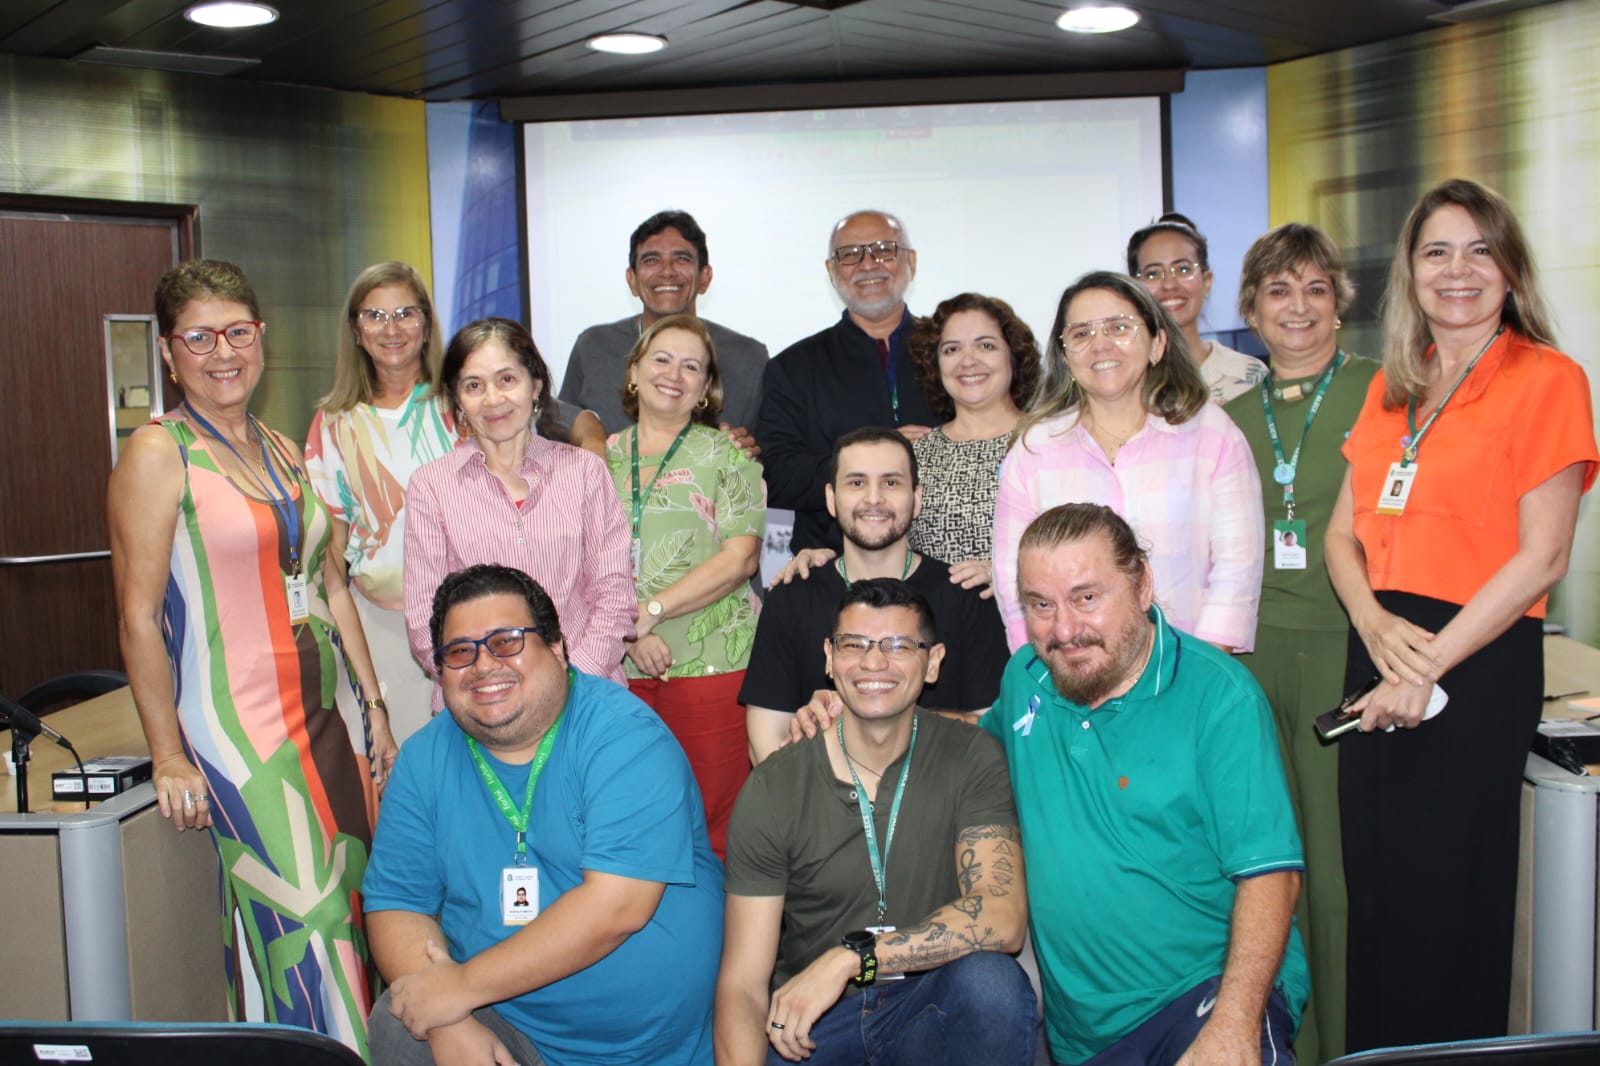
left=103, top=179, right=1596, bottom=1066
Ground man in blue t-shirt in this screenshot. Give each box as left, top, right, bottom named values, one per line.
left=364, top=564, right=723, bottom=1066
left=984, top=504, right=1309, bottom=1066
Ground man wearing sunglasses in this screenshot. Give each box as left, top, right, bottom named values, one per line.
left=757, top=210, right=938, bottom=552
left=716, top=578, right=1036, bottom=1066
left=363, top=563, right=724, bottom=1066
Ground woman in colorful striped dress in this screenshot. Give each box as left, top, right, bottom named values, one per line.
left=108, top=259, right=395, bottom=1058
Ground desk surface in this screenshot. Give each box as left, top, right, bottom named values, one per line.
left=2, top=686, right=148, bottom=814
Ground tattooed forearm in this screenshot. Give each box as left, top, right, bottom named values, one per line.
left=878, top=919, right=1000, bottom=972
left=874, top=824, right=1028, bottom=973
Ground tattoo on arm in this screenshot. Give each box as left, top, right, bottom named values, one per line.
left=875, top=825, right=1022, bottom=973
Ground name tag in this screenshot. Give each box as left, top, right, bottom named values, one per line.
left=1273, top=519, right=1307, bottom=570
left=502, top=866, right=540, bottom=925
left=1376, top=462, right=1417, bottom=516
left=285, top=571, right=310, bottom=623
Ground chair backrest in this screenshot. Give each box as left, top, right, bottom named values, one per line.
left=0, top=1020, right=365, bottom=1066
left=1327, top=1031, right=1600, bottom=1065
left=16, top=669, right=129, bottom=714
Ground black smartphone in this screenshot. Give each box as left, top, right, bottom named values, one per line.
left=1314, top=676, right=1383, bottom=743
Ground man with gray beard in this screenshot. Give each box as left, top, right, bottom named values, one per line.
left=985, top=503, right=1308, bottom=1066
left=756, top=210, right=937, bottom=552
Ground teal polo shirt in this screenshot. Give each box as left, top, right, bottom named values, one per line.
left=983, top=606, right=1308, bottom=1064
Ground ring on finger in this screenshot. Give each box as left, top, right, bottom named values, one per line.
left=183, top=790, right=195, bottom=809
left=770, top=1021, right=786, bottom=1031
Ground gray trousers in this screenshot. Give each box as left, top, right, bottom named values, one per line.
left=369, top=988, right=546, bottom=1066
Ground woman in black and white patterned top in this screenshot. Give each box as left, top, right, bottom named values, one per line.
left=907, top=293, right=1041, bottom=591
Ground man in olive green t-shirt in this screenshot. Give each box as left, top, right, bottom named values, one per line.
left=714, top=578, right=1036, bottom=1066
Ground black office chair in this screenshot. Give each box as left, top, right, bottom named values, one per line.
left=16, top=668, right=128, bottom=714
left=0, top=1020, right=364, bottom=1066
left=1327, top=1031, right=1600, bottom=1064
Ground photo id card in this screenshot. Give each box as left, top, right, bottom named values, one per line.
left=630, top=538, right=642, bottom=581
left=1273, top=520, right=1307, bottom=570
left=502, top=867, right=539, bottom=925
left=285, top=572, right=310, bottom=623
left=1376, top=463, right=1417, bottom=516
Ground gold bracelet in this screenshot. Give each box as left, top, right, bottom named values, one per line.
left=362, top=697, right=388, bottom=715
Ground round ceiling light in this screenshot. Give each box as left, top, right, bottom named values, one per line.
left=1056, top=4, right=1141, bottom=34
left=184, top=2, right=279, bottom=28
left=586, top=33, right=668, bottom=56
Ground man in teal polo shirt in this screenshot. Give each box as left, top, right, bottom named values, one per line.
left=985, top=503, right=1308, bottom=1065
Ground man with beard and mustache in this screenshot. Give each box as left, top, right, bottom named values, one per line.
left=561, top=210, right=769, bottom=432
left=741, top=427, right=1008, bottom=763
left=757, top=210, right=937, bottom=552
left=985, top=503, right=1308, bottom=1066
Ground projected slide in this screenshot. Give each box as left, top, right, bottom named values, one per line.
left=522, top=97, right=1165, bottom=392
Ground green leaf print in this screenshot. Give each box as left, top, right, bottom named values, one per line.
left=721, top=465, right=756, bottom=518
left=685, top=596, right=734, bottom=644
left=639, top=529, right=696, bottom=595
left=725, top=619, right=755, bottom=665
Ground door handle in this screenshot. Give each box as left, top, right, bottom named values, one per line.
left=0, top=550, right=113, bottom=565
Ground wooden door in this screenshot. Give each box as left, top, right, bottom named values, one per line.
left=0, top=202, right=192, bottom=701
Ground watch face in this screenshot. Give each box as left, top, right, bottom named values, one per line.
left=647, top=599, right=664, bottom=616
left=842, top=930, right=875, bottom=951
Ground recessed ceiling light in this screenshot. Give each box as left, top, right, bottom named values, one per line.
left=184, top=2, right=279, bottom=28
left=1056, top=4, right=1141, bottom=34
left=586, top=33, right=668, bottom=56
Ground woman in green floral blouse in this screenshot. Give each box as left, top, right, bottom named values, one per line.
left=607, top=314, right=766, bottom=856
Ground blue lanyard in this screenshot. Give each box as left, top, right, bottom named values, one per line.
left=838, top=713, right=918, bottom=923
left=184, top=403, right=301, bottom=573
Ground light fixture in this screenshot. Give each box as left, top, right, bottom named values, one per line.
left=1056, top=4, right=1140, bottom=34
left=586, top=33, right=668, bottom=55
left=184, top=2, right=279, bottom=28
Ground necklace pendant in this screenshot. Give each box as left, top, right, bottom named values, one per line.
left=1272, top=462, right=1296, bottom=486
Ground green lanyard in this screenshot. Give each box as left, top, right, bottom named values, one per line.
left=465, top=667, right=571, bottom=865
left=1258, top=350, right=1346, bottom=520
left=1402, top=327, right=1503, bottom=466
left=838, top=713, right=918, bottom=923
left=836, top=548, right=913, bottom=587
left=630, top=423, right=694, bottom=540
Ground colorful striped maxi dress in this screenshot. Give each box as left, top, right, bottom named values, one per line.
left=158, top=413, right=376, bottom=1057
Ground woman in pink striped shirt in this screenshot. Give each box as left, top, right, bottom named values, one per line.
left=993, top=271, right=1263, bottom=652
left=403, top=319, right=635, bottom=687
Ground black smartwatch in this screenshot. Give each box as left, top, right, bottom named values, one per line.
left=841, top=929, right=878, bottom=986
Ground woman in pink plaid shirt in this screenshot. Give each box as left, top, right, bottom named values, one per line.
left=992, top=271, right=1264, bottom=652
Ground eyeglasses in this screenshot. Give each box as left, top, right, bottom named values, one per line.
left=830, top=633, right=932, bottom=658
left=1136, top=261, right=1202, bottom=284
left=1062, top=315, right=1142, bottom=354
left=356, top=306, right=425, bottom=330
left=436, top=626, right=544, bottom=670
left=831, top=241, right=902, bottom=267
left=165, top=320, right=262, bottom=356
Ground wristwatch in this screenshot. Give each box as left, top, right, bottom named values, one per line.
left=645, top=598, right=665, bottom=618
left=841, top=929, right=877, bottom=986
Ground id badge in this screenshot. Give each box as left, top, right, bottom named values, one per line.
left=1273, top=520, right=1307, bottom=570
left=502, top=866, right=539, bottom=925
left=1376, top=462, right=1417, bottom=516
left=285, top=571, right=310, bottom=623
left=630, top=538, right=642, bottom=581
left=866, top=924, right=905, bottom=981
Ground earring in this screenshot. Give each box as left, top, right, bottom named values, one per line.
left=1335, top=317, right=1343, bottom=330
left=697, top=395, right=709, bottom=410
left=626, top=380, right=638, bottom=396
left=168, top=370, right=178, bottom=383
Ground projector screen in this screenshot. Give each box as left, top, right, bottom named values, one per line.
left=522, top=96, right=1166, bottom=394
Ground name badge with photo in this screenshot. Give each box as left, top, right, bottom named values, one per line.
left=285, top=571, right=310, bottom=623
left=502, top=867, right=540, bottom=925
left=1273, top=519, right=1307, bottom=570
left=1376, top=463, right=1417, bottom=516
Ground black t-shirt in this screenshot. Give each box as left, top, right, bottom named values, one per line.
left=738, top=557, right=1008, bottom=714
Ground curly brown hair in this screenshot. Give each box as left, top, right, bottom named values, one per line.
left=906, top=293, right=1042, bottom=423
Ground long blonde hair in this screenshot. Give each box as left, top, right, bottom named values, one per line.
left=1377, top=179, right=1555, bottom=409
left=318, top=262, right=445, bottom=412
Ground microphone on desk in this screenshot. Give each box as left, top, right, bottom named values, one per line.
left=0, top=698, right=73, bottom=750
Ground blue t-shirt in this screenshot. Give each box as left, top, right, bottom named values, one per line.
left=364, top=671, right=723, bottom=1065
left=983, top=607, right=1308, bottom=1064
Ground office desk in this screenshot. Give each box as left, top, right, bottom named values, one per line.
left=0, top=688, right=227, bottom=1023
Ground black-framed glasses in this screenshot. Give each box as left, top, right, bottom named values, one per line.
left=830, top=633, right=932, bottom=658
left=166, top=320, right=262, bottom=355
left=436, top=626, right=544, bottom=670
left=356, top=306, right=425, bottom=330
left=1137, top=261, right=1202, bottom=284
left=831, top=240, right=901, bottom=267
left=1062, top=315, right=1142, bottom=354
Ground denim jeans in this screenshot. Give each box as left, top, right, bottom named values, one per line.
left=768, top=951, right=1037, bottom=1066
